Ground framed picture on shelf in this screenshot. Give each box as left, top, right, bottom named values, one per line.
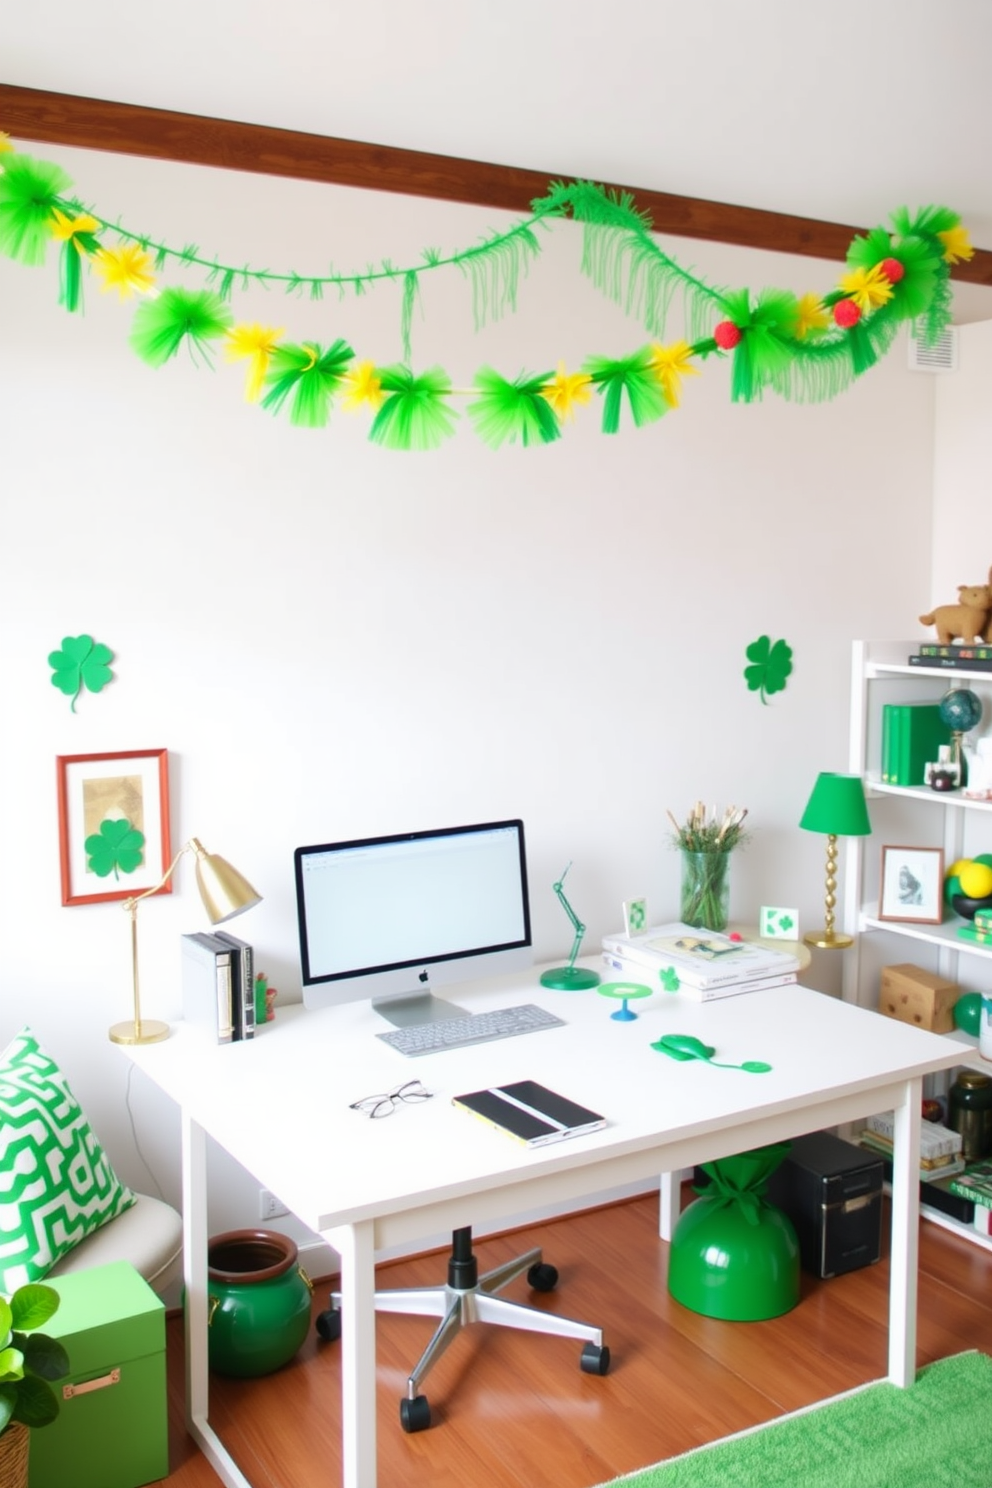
left=57, top=749, right=172, bottom=906
left=877, top=844, right=944, bottom=925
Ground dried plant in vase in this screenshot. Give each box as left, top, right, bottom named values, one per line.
left=668, top=802, right=750, bottom=932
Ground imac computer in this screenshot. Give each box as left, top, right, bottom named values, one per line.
left=294, top=819, right=533, bottom=1025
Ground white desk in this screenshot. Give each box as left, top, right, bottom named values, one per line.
left=123, top=964, right=966, bottom=1488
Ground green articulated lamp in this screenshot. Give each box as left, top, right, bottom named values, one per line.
left=540, top=863, right=601, bottom=991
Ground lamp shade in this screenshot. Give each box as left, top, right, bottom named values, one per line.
left=799, top=773, right=871, bottom=837
left=190, top=838, right=262, bottom=923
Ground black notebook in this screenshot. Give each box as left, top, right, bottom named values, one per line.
left=452, top=1080, right=606, bottom=1147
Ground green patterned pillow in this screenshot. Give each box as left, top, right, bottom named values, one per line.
left=0, top=1026, right=135, bottom=1291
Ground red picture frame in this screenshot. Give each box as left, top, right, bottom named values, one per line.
left=56, top=749, right=172, bottom=906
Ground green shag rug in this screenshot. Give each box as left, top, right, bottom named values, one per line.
left=598, top=1352, right=992, bottom=1488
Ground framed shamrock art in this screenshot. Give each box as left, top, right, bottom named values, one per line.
left=56, top=749, right=172, bottom=906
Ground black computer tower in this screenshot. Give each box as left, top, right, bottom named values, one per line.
left=767, top=1130, right=883, bottom=1279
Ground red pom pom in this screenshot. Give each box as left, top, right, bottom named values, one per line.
left=880, top=256, right=905, bottom=283
left=833, top=298, right=862, bottom=328
left=728, top=932, right=743, bottom=942
left=714, top=320, right=742, bottom=350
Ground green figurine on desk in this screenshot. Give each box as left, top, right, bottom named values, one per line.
left=540, top=863, right=601, bottom=991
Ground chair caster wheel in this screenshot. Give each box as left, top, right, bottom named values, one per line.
left=580, top=1342, right=610, bottom=1375
left=315, top=1308, right=342, bottom=1343
left=400, top=1394, right=432, bottom=1432
left=527, top=1261, right=558, bottom=1292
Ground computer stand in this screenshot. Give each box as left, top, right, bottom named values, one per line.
left=372, top=990, right=470, bottom=1027
left=315, top=1224, right=610, bottom=1432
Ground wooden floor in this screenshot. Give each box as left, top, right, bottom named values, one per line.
left=159, top=1190, right=992, bottom=1488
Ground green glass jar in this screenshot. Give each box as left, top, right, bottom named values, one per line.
left=205, top=1229, right=313, bottom=1378
left=679, top=849, right=731, bottom=932
left=947, top=1070, right=992, bottom=1163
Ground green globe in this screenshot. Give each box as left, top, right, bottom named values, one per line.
left=939, top=688, right=983, bottom=734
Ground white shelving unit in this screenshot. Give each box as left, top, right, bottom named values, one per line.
left=843, top=640, right=992, bottom=1250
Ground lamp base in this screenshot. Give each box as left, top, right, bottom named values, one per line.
left=109, top=1018, right=171, bottom=1046
left=802, top=929, right=854, bottom=950
left=539, top=966, right=601, bottom=991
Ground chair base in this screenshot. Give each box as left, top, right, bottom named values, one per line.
left=316, top=1225, right=609, bottom=1431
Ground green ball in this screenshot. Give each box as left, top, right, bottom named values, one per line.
left=944, top=873, right=962, bottom=907
left=975, top=854, right=992, bottom=869
left=954, top=992, right=983, bottom=1036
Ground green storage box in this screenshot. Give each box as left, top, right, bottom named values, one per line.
left=29, top=1260, right=168, bottom=1488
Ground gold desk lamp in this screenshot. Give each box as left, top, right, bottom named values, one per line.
left=111, top=837, right=262, bottom=1046
left=799, top=772, right=871, bottom=950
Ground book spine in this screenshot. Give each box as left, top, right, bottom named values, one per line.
left=948, top=1180, right=992, bottom=1210
left=909, top=654, right=992, bottom=672
left=241, top=941, right=256, bottom=1039
left=919, top=644, right=992, bottom=660
left=216, top=958, right=234, bottom=1043
left=881, top=703, right=901, bottom=784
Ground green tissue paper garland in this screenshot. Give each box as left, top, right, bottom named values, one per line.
left=0, top=134, right=975, bottom=450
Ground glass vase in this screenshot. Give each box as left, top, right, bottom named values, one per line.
left=680, top=849, right=731, bottom=932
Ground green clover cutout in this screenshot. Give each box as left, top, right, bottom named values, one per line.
left=777, top=913, right=795, bottom=933
left=84, top=818, right=146, bottom=880
left=48, top=634, right=115, bottom=712
left=744, top=635, right=793, bottom=705
left=659, top=967, right=681, bottom=993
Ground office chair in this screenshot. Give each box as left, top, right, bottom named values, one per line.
left=316, top=1223, right=610, bottom=1431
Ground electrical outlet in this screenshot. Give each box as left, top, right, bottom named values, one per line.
left=259, top=1189, right=289, bottom=1221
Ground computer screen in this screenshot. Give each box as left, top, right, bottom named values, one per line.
left=294, top=819, right=533, bottom=1020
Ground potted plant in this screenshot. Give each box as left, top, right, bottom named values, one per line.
left=0, top=1284, right=70, bottom=1488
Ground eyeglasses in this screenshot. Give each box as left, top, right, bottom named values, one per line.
left=349, top=1080, right=434, bottom=1119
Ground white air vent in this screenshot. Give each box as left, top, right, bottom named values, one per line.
left=908, top=325, right=959, bottom=373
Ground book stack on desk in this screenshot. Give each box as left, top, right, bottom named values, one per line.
left=181, top=930, right=256, bottom=1043
left=600, top=922, right=800, bottom=1001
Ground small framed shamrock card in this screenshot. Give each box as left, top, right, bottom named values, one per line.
left=57, top=749, right=172, bottom=906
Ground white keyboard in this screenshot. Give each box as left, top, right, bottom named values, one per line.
left=377, top=1003, right=565, bottom=1057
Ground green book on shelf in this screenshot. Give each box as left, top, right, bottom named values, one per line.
left=947, top=1161, right=992, bottom=1211
left=880, top=701, right=950, bottom=786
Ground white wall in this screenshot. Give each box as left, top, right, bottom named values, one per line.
left=0, top=140, right=958, bottom=1261
left=931, top=319, right=992, bottom=605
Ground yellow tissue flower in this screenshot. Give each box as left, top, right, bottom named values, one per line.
left=937, top=225, right=974, bottom=264
left=341, top=360, right=384, bottom=412
left=93, top=243, right=156, bottom=299
left=790, top=293, right=830, bottom=339
left=226, top=323, right=285, bottom=403
left=838, top=264, right=894, bottom=314
left=646, top=341, right=699, bottom=407
left=49, top=208, right=100, bottom=252
left=539, top=362, right=593, bottom=421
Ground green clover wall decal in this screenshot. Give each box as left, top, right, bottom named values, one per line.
left=48, top=634, right=115, bottom=711
left=744, top=635, right=793, bottom=704
left=84, top=818, right=146, bottom=879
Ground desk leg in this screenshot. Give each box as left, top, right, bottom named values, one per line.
left=181, top=1110, right=252, bottom=1488
left=659, top=1171, right=679, bottom=1241
left=327, top=1220, right=378, bottom=1488
left=888, top=1077, right=922, bottom=1388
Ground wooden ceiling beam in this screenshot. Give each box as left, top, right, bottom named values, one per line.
left=2, top=82, right=990, bottom=285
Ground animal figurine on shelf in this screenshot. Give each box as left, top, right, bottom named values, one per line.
left=919, top=582, right=992, bottom=645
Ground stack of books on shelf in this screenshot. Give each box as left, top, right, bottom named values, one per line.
left=879, top=700, right=951, bottom=786
left=181, top=929, right=256, bottom=1043
left=600, top=922, right=800, bottom=1002
left=908, top=644, right=992, bottom=673
left=947, top=1160, right=992, bottom=1233
left=858, top=1112, right=965, bottom=1183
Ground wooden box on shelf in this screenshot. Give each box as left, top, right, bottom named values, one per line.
left=879, top=963, right=959, bottom=1033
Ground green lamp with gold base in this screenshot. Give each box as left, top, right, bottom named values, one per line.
left=799, top=772, right=871, bottom=950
